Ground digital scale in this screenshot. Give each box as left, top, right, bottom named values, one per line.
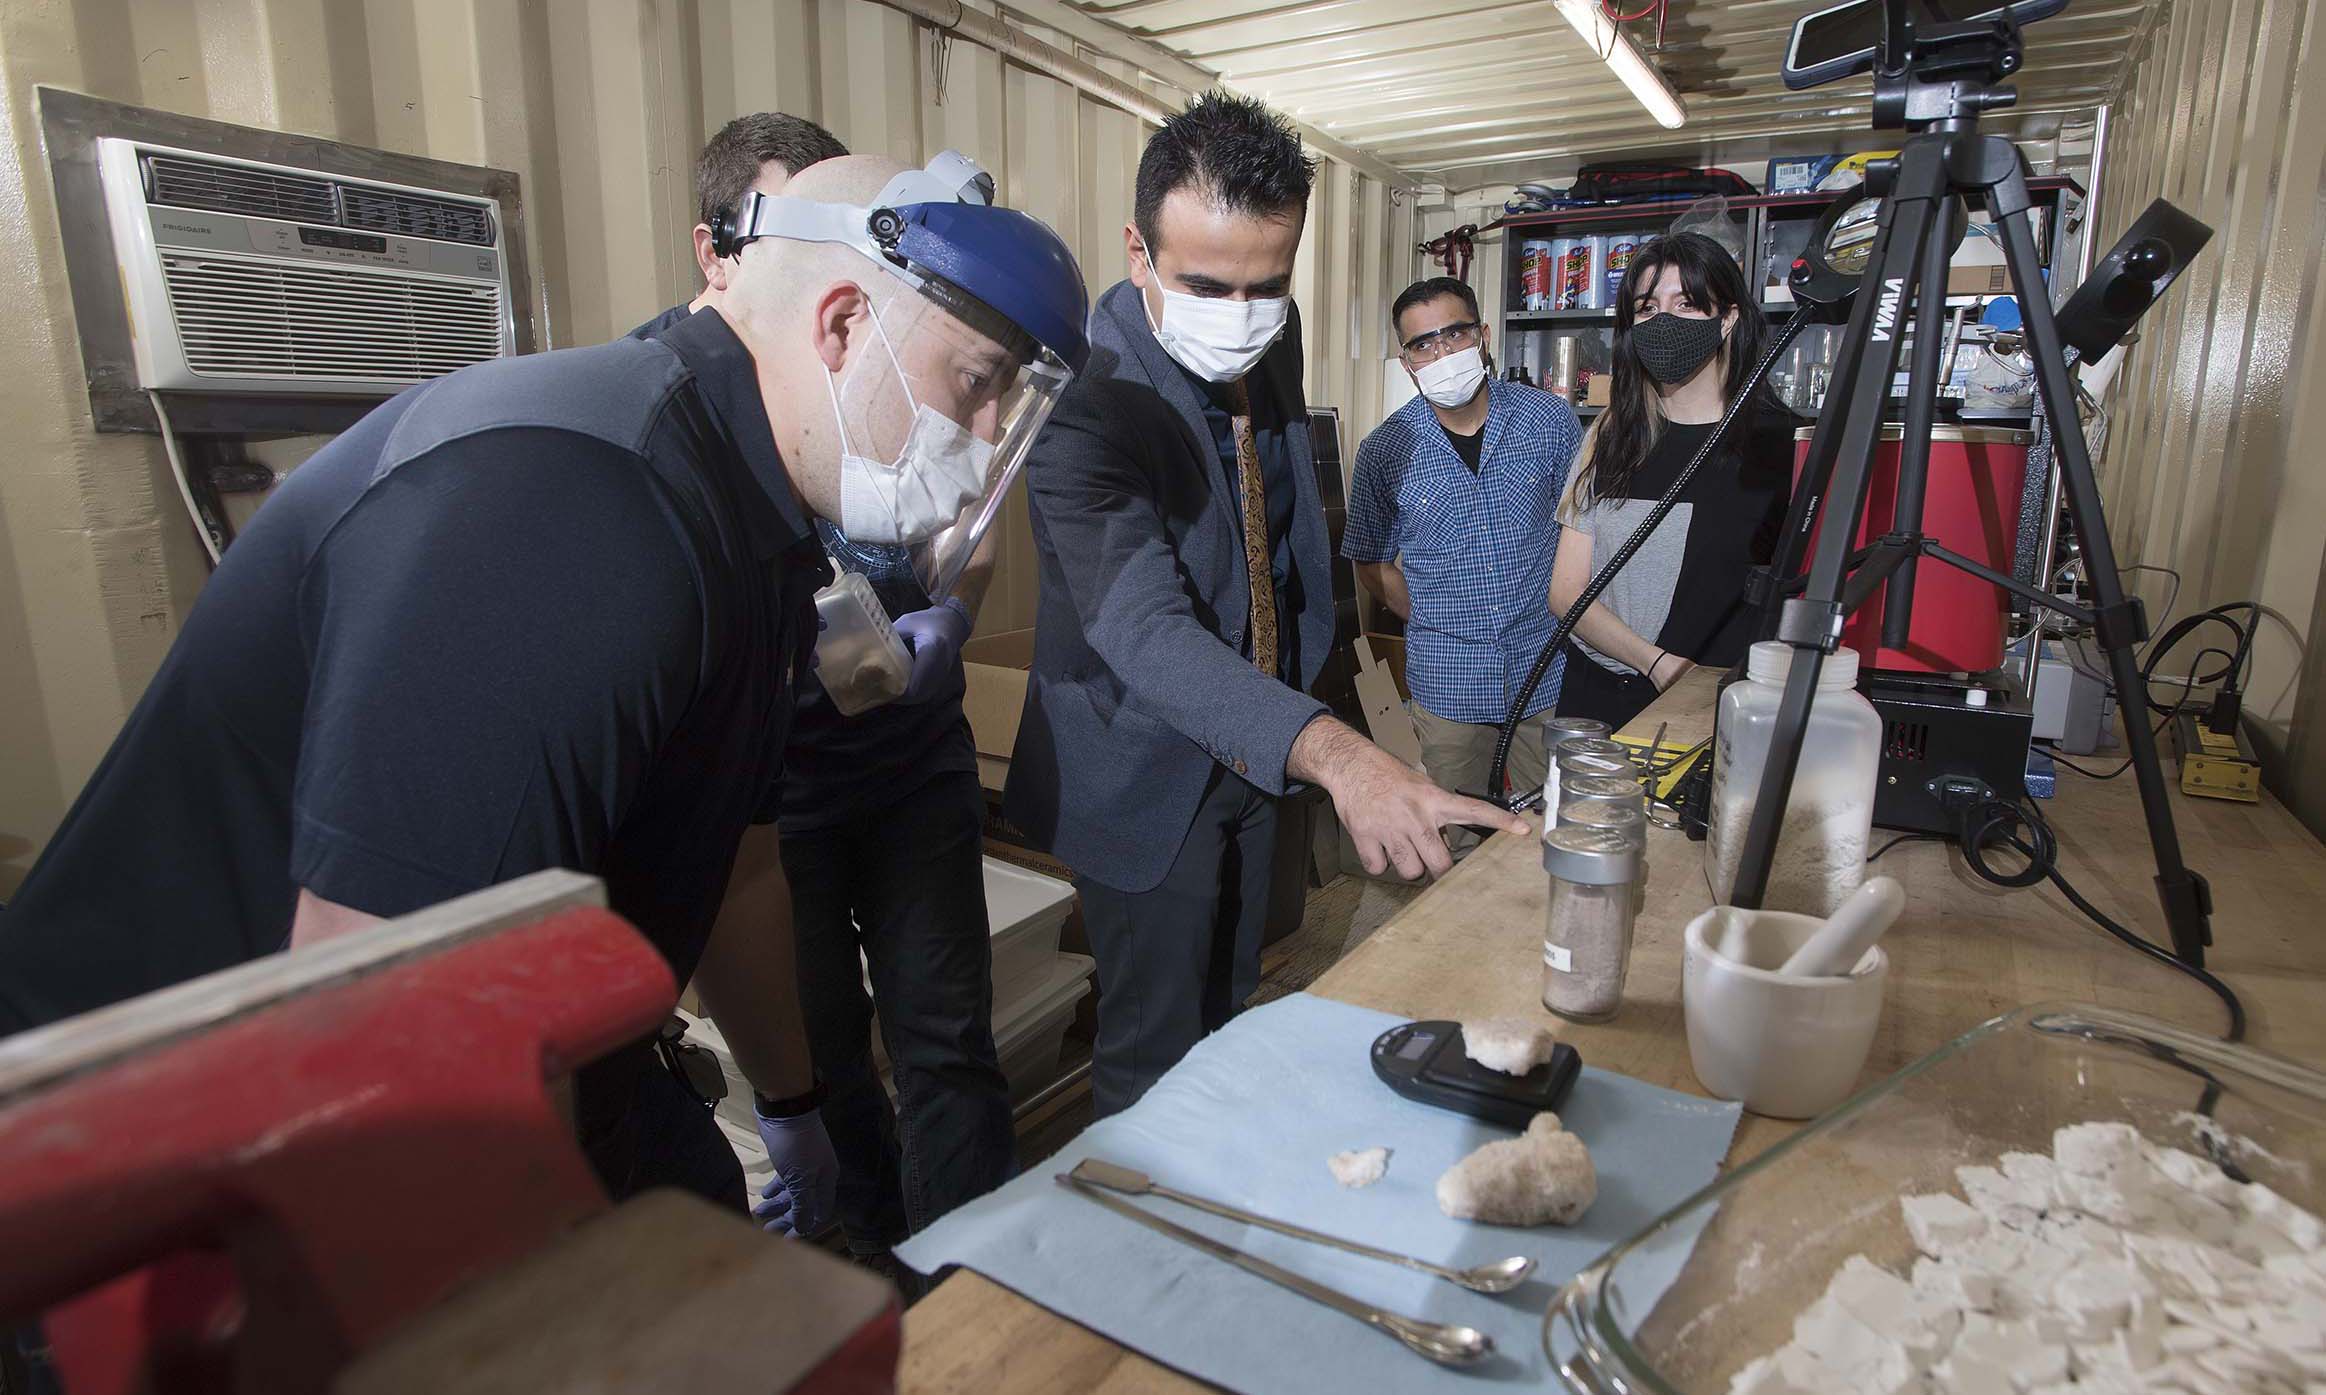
left=1370, top=1020, right=1581, bottom=1130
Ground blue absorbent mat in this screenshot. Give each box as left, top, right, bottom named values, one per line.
left=897, top=993, right=1741, bottom=1392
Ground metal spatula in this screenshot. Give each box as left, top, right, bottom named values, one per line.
left=1057, top=1164, right=1494, bottom=1368
left=1069, top=1158, right=1535, bottom=1293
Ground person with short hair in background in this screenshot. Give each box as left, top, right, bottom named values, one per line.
left=630, top=110, right=851, bottom=340
left=1344, top=276, right=1582, bottom=846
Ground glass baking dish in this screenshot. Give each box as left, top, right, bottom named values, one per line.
left=1543, top=1003, right=2326, bottom=1392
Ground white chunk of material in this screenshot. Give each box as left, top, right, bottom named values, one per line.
left=1435, top=1112, right=1596, bottom=1226
left=1327, top=1146, right=1389, bottom=1189
left=1459, top=1017, right=1561, bottom=1075
left=1724, top=1123, right=2326, bottom=1395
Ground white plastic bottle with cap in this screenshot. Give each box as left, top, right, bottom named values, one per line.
left=1705, top=642, right=1882, bottom=916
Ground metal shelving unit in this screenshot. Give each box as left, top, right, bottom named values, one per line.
left=1497, top=175, right=2085, bottom=418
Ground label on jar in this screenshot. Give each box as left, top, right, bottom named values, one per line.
left=1543, top=941, right=1573, bottom=973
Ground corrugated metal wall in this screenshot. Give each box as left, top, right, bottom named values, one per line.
left=2089, top=0, right=2326, bottom=831
left=0, top=0, right=1411, bottom=893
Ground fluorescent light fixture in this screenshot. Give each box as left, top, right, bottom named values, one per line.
left=1554, top=0, right=1687, bottom=129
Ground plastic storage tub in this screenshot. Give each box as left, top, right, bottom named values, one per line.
left=984, top=857, right=1075, bottom=1005
left=992, top=952, right=1095, bottom=1105
left=1542, top=1003, right=2326, bottom=1392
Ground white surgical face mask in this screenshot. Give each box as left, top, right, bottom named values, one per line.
left=824, top=310, right=996, bottom=546
left=1413, top=345, right=1488, bottom=409
left=1143, top=275, right=1290, bottom=383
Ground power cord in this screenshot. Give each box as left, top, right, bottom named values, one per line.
left=1865, top=830, right=1945, bottom=862
left=2042, top=646, right=2228, bottom=780
left=1948, top=789, right=2245, bottom=1043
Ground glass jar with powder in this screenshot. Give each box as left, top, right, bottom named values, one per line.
left=1543, top=825, right=1643, bottom=1023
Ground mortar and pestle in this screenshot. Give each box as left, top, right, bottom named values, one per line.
left=1682, top=876, right=1903, bottom=1119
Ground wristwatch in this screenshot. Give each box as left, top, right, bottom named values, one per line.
left=754, top=1078, right=828, bottom=1119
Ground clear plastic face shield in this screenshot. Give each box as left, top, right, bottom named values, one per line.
left=820, top=285, right=1071, bottom=599
left=717, top=153, right=1075, bottom=600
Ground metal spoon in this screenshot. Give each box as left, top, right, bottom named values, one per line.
left=1068, top=1158, right=1536, bottom=1295
left=1058, top=1171, right=1494, bottom=1367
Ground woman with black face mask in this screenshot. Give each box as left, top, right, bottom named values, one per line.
left=1547, top=232, right=1797, bottom=728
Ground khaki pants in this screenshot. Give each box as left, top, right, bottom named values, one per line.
left=1409, top=703, right=1550, bottom=858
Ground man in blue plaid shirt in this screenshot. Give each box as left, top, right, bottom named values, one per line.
left=1344, top=277, right=1582, bottom=852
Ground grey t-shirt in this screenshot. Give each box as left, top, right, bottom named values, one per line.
left=1557, top=414, right=1793, bottom=675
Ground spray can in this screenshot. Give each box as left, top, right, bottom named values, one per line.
left=1520, top=240, right=1557, bottom=311
left=1554, top=238, right=1594, bottom=310
left=1603, top=235, right=1639, bottom=309
left=1579, top=236, right=1610, bottom=309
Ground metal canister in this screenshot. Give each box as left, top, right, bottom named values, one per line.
left=1556, top=798, right=1646, bottom=839
left=1564, top=772, right=1645, bottom=817
left=1554, top=737, right=1634, bottom=787
left=1538, top=716, right=1610, bottom=809
left=1549, top=336, right=1580, bottom=399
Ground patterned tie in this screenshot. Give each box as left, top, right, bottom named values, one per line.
left=1226, top=379, right=1279, bottom=678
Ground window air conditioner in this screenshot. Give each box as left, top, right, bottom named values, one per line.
left=97, top=138, right=515, bottom=397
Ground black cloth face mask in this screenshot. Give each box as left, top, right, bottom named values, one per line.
left=1630, top=313, right=1727, bottom=385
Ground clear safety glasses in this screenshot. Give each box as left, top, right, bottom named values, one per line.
left=1401, top=320, right=1483, bottom=364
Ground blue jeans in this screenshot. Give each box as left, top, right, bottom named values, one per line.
left=780, top=768, right=1013, bottom=1256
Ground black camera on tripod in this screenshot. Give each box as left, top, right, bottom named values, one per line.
left=1782, top=0, right=2063, bottom=96
left=1730, top=0, right=2220, bottom=967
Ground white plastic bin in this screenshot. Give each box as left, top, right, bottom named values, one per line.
left=983, top=857, right=1075, bottom=1005
left=991, top=952, right=1095, bottom=1105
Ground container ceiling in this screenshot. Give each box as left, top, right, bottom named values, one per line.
left=1061, top=0, right=2162, bottom=184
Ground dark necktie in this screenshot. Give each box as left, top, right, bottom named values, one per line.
left=1225, top=380, right=1279, bottom=678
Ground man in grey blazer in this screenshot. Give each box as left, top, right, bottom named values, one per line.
left=1005, top=94, right=1525, bottom=1114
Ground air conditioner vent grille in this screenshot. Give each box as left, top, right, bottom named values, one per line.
left=339, top=186, right=494, bottom=246
left=161, top=256, right=504, bottom=384
left=146, top=155, right=337, bottom=225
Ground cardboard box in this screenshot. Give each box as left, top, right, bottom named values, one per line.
left=1946, top=263, right=2011, bottom=296
left=1585, top=374, right=1613, bottom=408
left=962, top=628, right=1035, bottom=794
left=1768, top=154, right=1845, bottom=196
left=1352, top=636, right=1420, bottom=768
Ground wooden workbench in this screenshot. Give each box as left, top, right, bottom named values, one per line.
left=898, top=670, right=2326, bottom=1392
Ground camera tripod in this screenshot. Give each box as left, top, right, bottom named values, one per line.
left=1736, top=11, right=2213, bottom=967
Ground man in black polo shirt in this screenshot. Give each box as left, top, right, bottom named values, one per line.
left=0, top=155, right=1092, bottom=1228
left=631, top=118, right=1010, bottom=1271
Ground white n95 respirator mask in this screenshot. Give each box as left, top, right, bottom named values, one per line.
left=824, top=309, right=996, bottom=546
left=1146, top=283, right=1290, bottom=383
left=1414, top=346, right=1488, bottom=409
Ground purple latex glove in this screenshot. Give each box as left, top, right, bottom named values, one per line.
left=753, top=1105, right=840, bottom=1238
left=892, top=598, right=973, bottom=704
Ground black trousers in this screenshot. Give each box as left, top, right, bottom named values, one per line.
left=576, top=1042, right=745, bottom=1211
left=780, top=767, right=1013, bottom=1256
left=1076, top=770, right=1277, bottom=1118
